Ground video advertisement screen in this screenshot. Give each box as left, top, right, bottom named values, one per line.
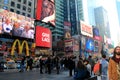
left=85, top=38, right=94, bottom=52
left=36, top=0, right=55, bottom=26
left=0, top=8, right=34, bottom=39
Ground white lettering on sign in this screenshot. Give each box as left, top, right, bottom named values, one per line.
left=42, top=32, right=50, bottom=42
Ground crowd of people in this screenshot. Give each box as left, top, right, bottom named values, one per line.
left=2, top=46, right=120, bottom=80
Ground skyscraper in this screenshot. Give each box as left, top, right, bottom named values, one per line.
left=94, top=6, right=111, bottom=41
left=116, top=0, right=120, bottom=27
left=0, top=0, right=35, bottom=18
left=63, top=0, right=84, bottom=36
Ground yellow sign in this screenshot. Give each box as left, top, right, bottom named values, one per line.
left=11, top=39, right=29, bottom=56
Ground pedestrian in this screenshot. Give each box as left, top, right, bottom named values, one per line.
left=73, top=60, right=90, bottom=80
left=84, top=59, right=92, bottom=76
left=100, top=54, right=108, bottom=80
left=39, top=56, right=44, bottom=74
left=19, top=56, right=26, bottom=72
left=108, top=46, right=120, bottom=80
left=88, top=55, right=95, bottom=74
left=54, top=56, right=60, bottom=74
left=46, top=56, right=52, bottom=74
left=68, top=57, right=74, bottom=76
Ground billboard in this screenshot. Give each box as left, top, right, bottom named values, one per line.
left=35, top=26, right=52, bottom=48
left=93, top=28, right=99, bottom=36
left=85, top=38, right=94, bottom=52
left=64, top=39, right=73, bottom=52
left=36, top=0, right=55, bottom=26
left=80, top=21, right=93, bottom=37
left=0, top=8, right=34, bottom=39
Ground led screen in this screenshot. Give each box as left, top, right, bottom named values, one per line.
left=0, top=8, right=34, bottom=39
left=85, top=38, right=94, bottom=52
left=64, top=39, right=73, bottom=52
left=93, top=28, right=99, bottom=36
left=36, top=0, right=55, bottom=26
left=35, top=26, right=52, bottom=48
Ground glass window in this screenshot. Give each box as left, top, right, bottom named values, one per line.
left=27, top=14, right=31, bottom=17
left=3, top=6, right=8, bottom=10
left=28, top=8, right=31, bottom=12
left=23, top=6, right=26, bottom=11
left=17, top=0, right=21, bottom=2
left=16, top=11, right=20, bottom=14
left=23, top=0, right=26, bottom=4
left=17, top=4, right=21, bottom=9
left=11, top=1, right=15, bottom=7
left=10, top=8, right=14, bottom=12
left=22, top=13, right=26, bottom=16
left=4, top=0, right=9, bottom=4
left=28, top=1, right=31, bottom=6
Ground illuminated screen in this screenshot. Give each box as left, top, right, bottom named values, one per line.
left=36, top=0, right=55, bottom=26
left=85, top=38, right=94, bottom=52
left=35, top=26, right=52, bottom=48
left=0, top=8, right=34, bottom=39
left=64, top=39, right=73, bottom=52
left=93, top=28, right=99, bottom=36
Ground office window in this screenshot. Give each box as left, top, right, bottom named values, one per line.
left=11, top=1, right=15, bottom=7
left=17, top=0, right=21, bottom=2
left=27, top=14, right=31, bottom=17
left=4, top=0, right=9, bottom=4
left=23, top=6, right=26, bottom=11
left=28, top=8, right=31, bottom=12
left=28, top=1, right=31, bottom=6
left=22, top=13, right=26, bottom=16
left=16, top=11, right=20, bottom=14
left=3, top=6, right=8, bottom=10
left=10, top=8, right=14, bottom=12
left=17, top=4, right=21, bottom=9
left=23, top=0, right=26, bottom=4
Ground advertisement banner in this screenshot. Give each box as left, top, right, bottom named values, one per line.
left=0, top=8, right=34, bottom=39
left=64, top=39, right=73, bottom=52
left=11, top=39, right=29, bottom=56
left=80, top=21, right=93, bottom=37
left=35, top=26, right=52, bottom=48
left=36, top=0, right=55, bottom=26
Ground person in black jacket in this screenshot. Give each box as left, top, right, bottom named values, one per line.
left=39, top=56, right=44, bottom=74
left=68, top=57, right=74, bottom=76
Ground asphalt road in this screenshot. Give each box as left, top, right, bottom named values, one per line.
left=0, top=69, right=73, bottom=80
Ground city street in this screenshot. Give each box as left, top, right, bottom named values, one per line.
left=0, top=69, right=102, bottom=80
left=0, top=69, right=73, bottom=80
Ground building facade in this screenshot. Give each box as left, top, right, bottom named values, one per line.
left=0, top=0, right=35, bottom=18
left=94, top=6, right=111, bottom=41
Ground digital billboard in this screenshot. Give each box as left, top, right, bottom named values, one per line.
left=35, top=26, right=52, bottom=48
left=93, top=28, right=99, bottom=36
left=0, top=8, right=34, bottom=39
left=36, top=0, right=55, bottom=26
left=85, top=38, right=94, bottom=52
left=64, top=39, right=73, bottom=52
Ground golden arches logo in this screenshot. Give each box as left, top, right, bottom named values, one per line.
left=11, top=39, right=29, bottom=56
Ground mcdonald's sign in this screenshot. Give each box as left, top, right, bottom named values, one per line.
left=11, top=39, right=30, bottom=56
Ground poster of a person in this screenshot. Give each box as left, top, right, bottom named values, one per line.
left=41, top=0, right=55, bottom=26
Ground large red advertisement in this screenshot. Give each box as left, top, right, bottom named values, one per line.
left=35, top=26, right=52, bottom=48
left=36, top=0, right=55, bottom=26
